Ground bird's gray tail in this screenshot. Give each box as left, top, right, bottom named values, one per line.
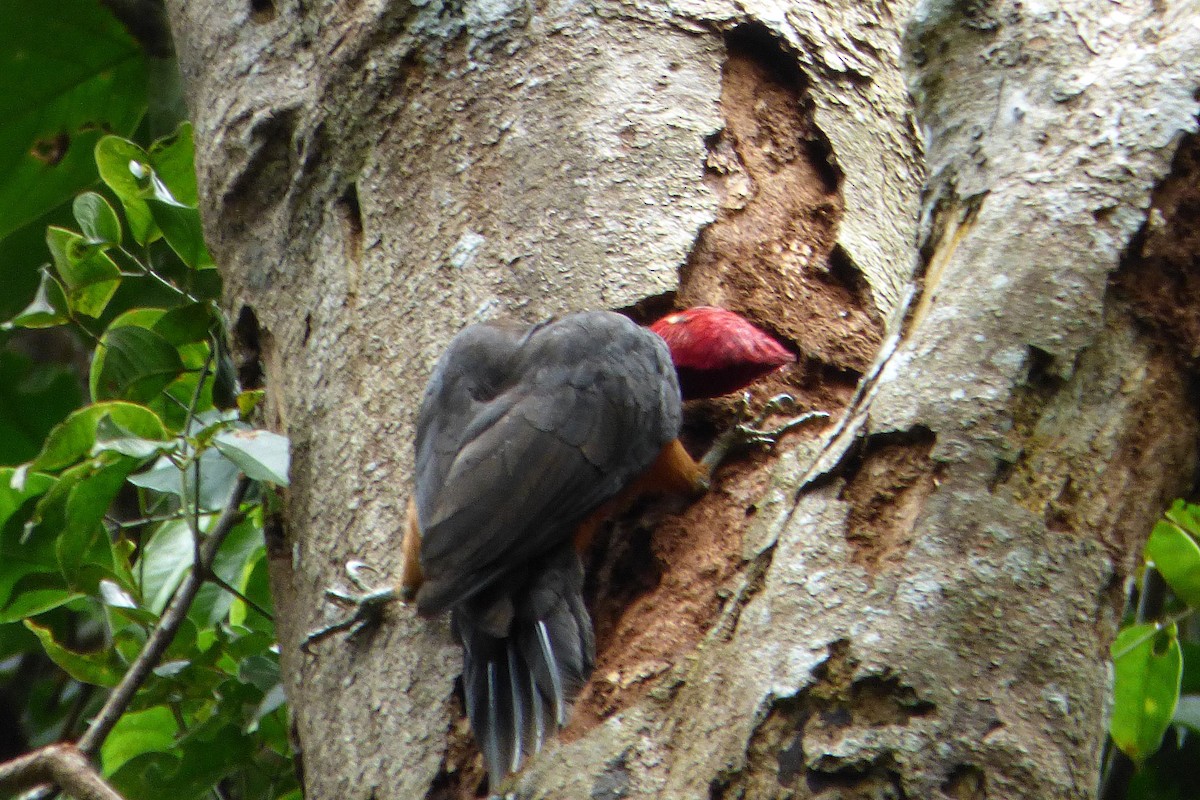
left=452, top=548, right=594, bottom=788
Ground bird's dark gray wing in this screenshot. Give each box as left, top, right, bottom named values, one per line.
left=413, top=311, right=681, bottom=615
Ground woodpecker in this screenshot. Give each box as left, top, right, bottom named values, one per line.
left=309, top=307, right=817, bottom=791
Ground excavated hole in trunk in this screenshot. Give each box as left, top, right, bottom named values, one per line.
left=568, top=21, right=884, bottom=737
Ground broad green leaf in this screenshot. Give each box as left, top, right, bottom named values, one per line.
left=98, top=579, right=137, bottom=609
left=191, top=266, right=222, bottom=301
left=212, top=429, right=290, bottom=486
left=147, top=124, right=198, bottom=207
left=4, top=267, right=69, bottom=330
left=91, top=324, right=186, bottom=402
left=230, top=549, right=273, bottom=631
left=238, top=654, right=280, bottom=693
left=95, top=136, right=155, bottom=244
left=153, top=302, right=215, bottom=346
left=249, top=682, right=287, bottom=733
left=45, top=226, right=120, bottom=317
left=0, top=467, right=54, bottom=528
left=158, top=718, right=252, bottom=797
left=92, top=414, right=178, bottom=460
left=148, top=197, right=213, bottom=269
left=0, top=468, right=57, bottom=611
left=96, top=127, right=209, bottom=265
left=138, top=519, right=198, bottom=614
left=191, top=518, right=263, bottom=625
left=0, top=573, right=82, bottom=623
left=1164, top=500, right=1200, bottom=538
left=50, top=462, right=136, bottom=593
left=34, top=401, right=167, bottom=472
left=24, top=618, right=120, bottom=687
left=130, top=447, right=241, bottom=512
left=1111, top=622, right=1183, bottom=764
left=101, top=705, right=178, bottom=775
left=107, top=752, right=181, bottom=800
left=0, top=0, right=147, bottom=239
left=1146, top=520, right=1200, bottom=607
left=73, top=192, right=121, bottom=245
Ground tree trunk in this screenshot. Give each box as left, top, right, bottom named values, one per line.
left=166, top=0, right=1200, bottom=796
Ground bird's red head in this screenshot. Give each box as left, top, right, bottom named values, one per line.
left=650, top=306, right=796, bottom=400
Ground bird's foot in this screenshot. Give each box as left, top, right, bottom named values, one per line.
left=699, top=393, right=828, bottom=476
left=302, top=560, right=404, bottom=650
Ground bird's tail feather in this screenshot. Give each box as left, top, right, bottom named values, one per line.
left=453, top=549, right=594, bottom=786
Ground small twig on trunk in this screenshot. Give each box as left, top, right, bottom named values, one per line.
left=0, top=742, right=126, bottom=800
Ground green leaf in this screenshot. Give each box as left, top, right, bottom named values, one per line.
left=4, top=267, right=69, bottom=330
left=191, top=517, right=262, bottom=625
left=0, top=467, right=54, bottom=529
left=0, top=467, right=58, bottom=610
left=95, top=136, right=156, bottom=244
left=153, top=302, right=215, bottom=346
left=0, top=573, right=81, bottom=623
left=95, top=126, right=209, bottom=266
left=1111, top=622, right=1183, bottom=764
left=56, top=461, right=131, bottom=585
left=230, top=549, right=273, bottom=631
left=91, top=324, right=186, bottom=402
left=129, top=448, right=241, bottom=512
left=148, top=124, right=198, bottom=207
left=212, top=429, right=290, bottom=486
left=45, top=226, right=121, bottom=317
left=34, top=401, right=168, bottom=472
left=1164, top=500, right=1200, bottom=537
left=238, top=654, right=280, bottom=694
left=0, top=0, right=147, bottom=239
left=138, top=519, right=196, bottom=614
left=24, top=618, right=120, bottom=687
left=147, top=197, right=213, bottom=269
left=101, top=705, right=178, bottom=775
left=249, top=682, right=287, bottom=734
left=1146, top=520, right=1200, bottom=607
left=91, top=414, right=178, bottom=460
left=98, top=578, right=137, bottom=609
left=73, top=191, right=121, bottom=245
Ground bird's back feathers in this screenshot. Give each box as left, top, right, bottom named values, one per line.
left=413, top=311, right=681, bottom=786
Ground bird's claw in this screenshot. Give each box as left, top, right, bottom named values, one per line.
left=302, top=560, right=401, bottom=651
left=699, top=394, right=828, bottom=475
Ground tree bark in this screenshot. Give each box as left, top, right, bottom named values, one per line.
left=166, top=0, right=1200, bottom=797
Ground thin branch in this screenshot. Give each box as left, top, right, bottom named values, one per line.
left=0, top=743, right=126, bottom=800
left=115, top=245, right=198, bottom=303
left=76, top=476, right=250, bottom=758
left=204, top=571, right=274, bottom=622
left=58, top=683, right=96, bottom=742
left=183, top=348, right=214, bottom=572
left=104, top=511, right=189, bottom=529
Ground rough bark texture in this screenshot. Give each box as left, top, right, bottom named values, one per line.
left=165, top=0, right=1200, bottom=796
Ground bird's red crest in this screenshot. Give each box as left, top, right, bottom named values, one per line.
left=650, top=306, right=795, bottom=400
